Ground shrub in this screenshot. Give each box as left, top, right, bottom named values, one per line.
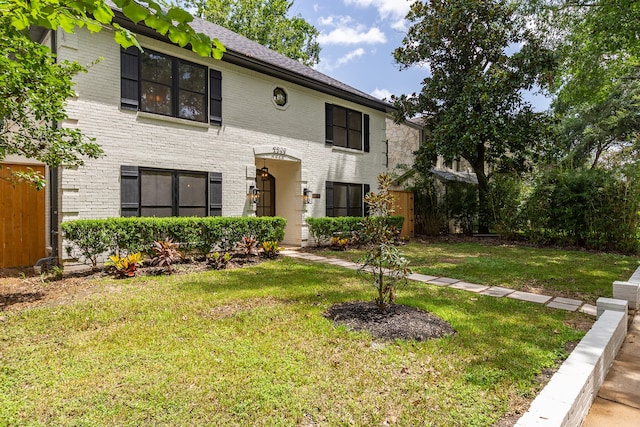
left=261, top=241, right=282, bottom=258
left=523, top=168, right=640, bottom=253
left=306, top=216, right=404, bottom=246
left=444, top=181, right=478, bottom=235
left=236, top=235, right=258, bottom=257
left=151, top=238, right=184, bottom=271
left=409, top=173, right=447, bottom=235
left=105, top=252, right=144, bottom=277
left=63, top=217, right=287, bottom=266
left=62, top=219, right=111, bottom=267
left=487, top=172, right=527, bottom=238
left=206, top=251, right=232, bottom=270
left=330, top=236, right=349, bottom=250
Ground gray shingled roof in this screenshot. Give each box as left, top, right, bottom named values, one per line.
left=111, top=3, right=394, bottom=112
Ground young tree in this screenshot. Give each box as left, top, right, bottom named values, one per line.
left=393, top=0, right=556, bottom=233
left=358, top=174, right=410, bottom=313
left=1, top=0, right=225, bottom=187
left=186, top=0, right=320, bottom=66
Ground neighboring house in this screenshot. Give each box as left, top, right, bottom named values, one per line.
left=386, top=116, right=477, bottom=187
left=385, top=116, right=479, bottom=235
left=1, top=9, right=394, bottom=268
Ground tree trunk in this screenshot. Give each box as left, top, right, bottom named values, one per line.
left=477, top=175, right=490, bottom=234
left=474, top=142, right=490, bottom=234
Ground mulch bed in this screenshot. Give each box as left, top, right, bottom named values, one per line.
left=324, top=301, right=456, bottom=341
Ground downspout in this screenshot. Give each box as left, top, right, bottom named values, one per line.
left=36, top=28, right=60, bottom=269
left=50, top=28, right=60, bottom=264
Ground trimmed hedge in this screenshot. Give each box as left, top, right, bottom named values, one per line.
left=62, top=217, right=287, bottom=266
left=306, top=216, right=404, bottom=245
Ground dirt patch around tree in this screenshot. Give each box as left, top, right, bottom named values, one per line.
left=324, top=301, right=456, bottom=341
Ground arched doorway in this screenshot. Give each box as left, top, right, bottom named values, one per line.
left=256, top=169, right=275, bottom=217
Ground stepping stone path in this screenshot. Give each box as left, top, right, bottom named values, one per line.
left=281, top=250, right=598, bottom=316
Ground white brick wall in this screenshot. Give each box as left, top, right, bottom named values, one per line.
left=56, top=29, right=387, bottom=246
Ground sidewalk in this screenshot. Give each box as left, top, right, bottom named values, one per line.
left=281, top=249, right=639, bottom=426
left=280, top=249, right=597, bottom=315
left=583, top=312, right=640, bottom=426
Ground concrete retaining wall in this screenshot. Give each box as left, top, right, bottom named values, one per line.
left=515, top=309, right=628, bottom=426
left=515, top=264, right=640, bottom=427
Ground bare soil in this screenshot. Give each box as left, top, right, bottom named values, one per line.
left=0, top=257, right=261, bottom=314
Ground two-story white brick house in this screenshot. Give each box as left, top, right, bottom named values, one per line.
left=2, top=9, right=394, bottom=266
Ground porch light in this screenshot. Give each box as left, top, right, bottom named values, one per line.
left=260, top=160, right=269, bottom=180
left=249, top=185, right=260, bottom=204
left=303, top=188, right=312, bottom=204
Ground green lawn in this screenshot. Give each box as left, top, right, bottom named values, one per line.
left=312, top=240, right=639, bottom=303
left=1, top=257, right=591, bottom=426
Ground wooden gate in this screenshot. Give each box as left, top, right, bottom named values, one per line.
left=391, top=190, right=414, bottom=239
left=0, top=164, right=46, bottom=268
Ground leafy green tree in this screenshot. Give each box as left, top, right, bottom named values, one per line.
left=555, top=77, right=640, bottom=169
left=0, top=19, right=102, bottom=187
left=530, top=0, right=640, bottom=107
left=393, top=0, right=556, bottom=233
left=186, top=0, right=320, bottom=66
left=1, top=0, right=225, bottom=187
left=358, top=174, right=410, bottom=312
left=4, top=0, right=225, bottom=56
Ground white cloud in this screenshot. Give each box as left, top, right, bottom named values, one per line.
left=318, top=26, right=386, bottom=45
left=371, top=88, right=393, bottom=101
left=390, top=18, right=408, bottom=32
left=337, top=48, right=366, bottom=66
left=315, top=48, right=367, bottom=73
left=344, top=0, right=412, bottom=20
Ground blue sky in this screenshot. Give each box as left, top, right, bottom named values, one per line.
left=288, top=0, right=551, bottom=111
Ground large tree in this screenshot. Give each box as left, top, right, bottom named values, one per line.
left=186, top=0, right=320, bottom=66
left=532, top=0, right=640, bottom=106
left=1, top=0, right=225, bottom=187
left=393, top=0, right=556, bottom=232
left=554, top=77, right=640, bottom=169
left=525, top=1, right=640, bottom=169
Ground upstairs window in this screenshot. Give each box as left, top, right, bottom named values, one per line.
left=325, top=104, right=370, bottom=152
left=121, top=47, right=222, bottom=125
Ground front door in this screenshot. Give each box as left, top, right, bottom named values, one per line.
left=256, top=170, right=275, bottom=217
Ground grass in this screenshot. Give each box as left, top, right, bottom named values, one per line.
left=0, top=257, right=592, bottom=426
left=313, top=240, right=639, bottom=303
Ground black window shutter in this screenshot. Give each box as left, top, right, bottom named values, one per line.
left=363, top=183, right=370, bottom=217
left=325, top=181, right=334, bottom=217
left=121, top=165, right=140, bottom=216
left=210, top=70, right=222, bottom=125
left=209, top=172, right=222, bottom=216
left=363, top=114, right=370, bottom=152
left=121, top=47, right=139, bottom=110
left=325, top=104, right=333, bottom=145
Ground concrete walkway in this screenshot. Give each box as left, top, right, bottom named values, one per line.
left=280, top=249, right=598, bottom=316
left=583, top=313, right=640, bottom=426
left=281, top=249, right=640, bottom=426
